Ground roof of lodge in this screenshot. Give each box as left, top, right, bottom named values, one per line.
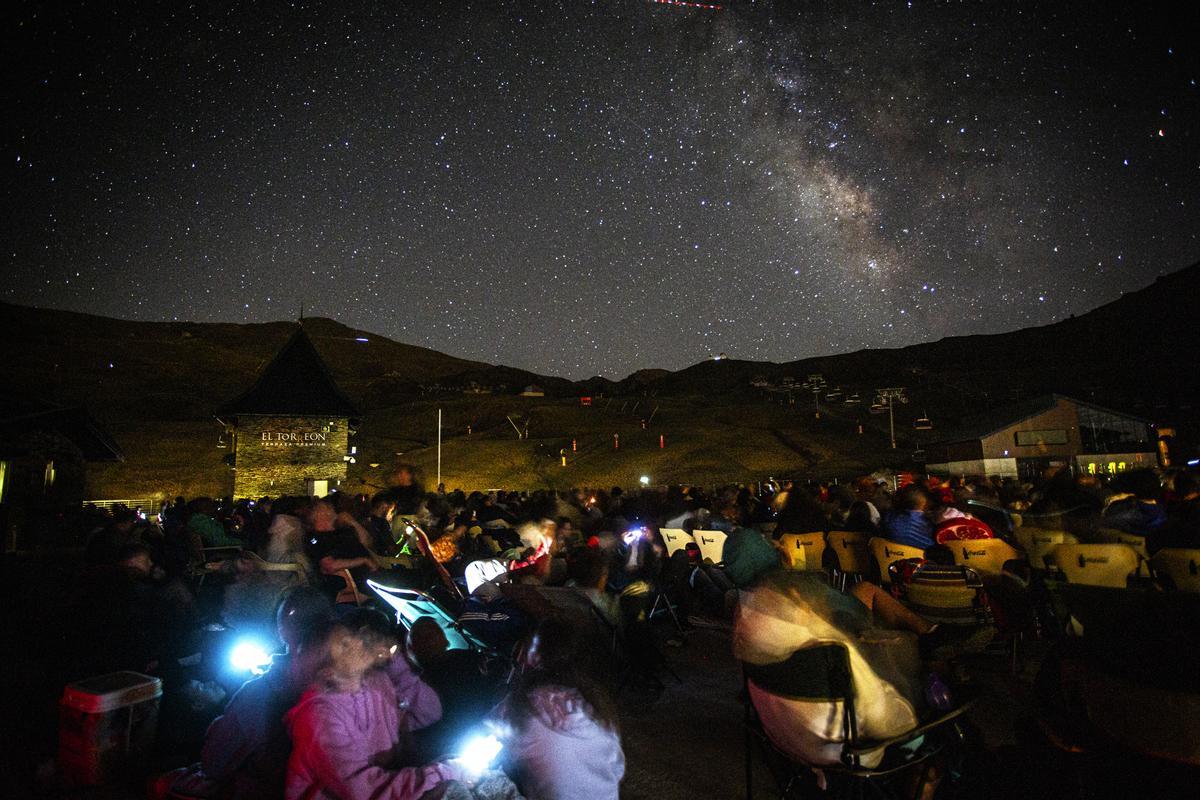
left=0, top=394, right=124, bottom=462
left=929, top=393, right=1152, bottom=446
left=215, top=325, right=361, bottom=419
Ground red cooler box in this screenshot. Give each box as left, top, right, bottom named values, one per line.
left=59, top=671, right=162, bottom=786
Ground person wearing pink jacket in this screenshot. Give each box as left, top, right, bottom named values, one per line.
left=285, top=609, right=462, bottom=800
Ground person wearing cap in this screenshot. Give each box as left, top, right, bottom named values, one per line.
left=457, top=560, right=526, bottom=653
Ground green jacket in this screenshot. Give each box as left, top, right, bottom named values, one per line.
left=722, top=526, right=780, bottom=587
left=189, top=513, right=241, bottom=548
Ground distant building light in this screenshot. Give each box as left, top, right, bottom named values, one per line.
left=355, top=337, right=369, bottom=343
left=639, top=475, right=650, bottom=486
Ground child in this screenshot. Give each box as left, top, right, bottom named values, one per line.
left=285, top=609, right=460, bottom=799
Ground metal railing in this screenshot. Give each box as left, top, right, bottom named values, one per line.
left=82, top=498, right=162, bottom=512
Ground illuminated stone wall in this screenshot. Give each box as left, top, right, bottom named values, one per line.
left=232, top=415, right=350, bottom=498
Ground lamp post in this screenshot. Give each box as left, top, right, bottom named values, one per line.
left=875, top=387, right=907, bottom=450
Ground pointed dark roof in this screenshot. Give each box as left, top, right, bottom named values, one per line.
left=216, top=326, right=360, bottom=418
left=0, top=394, right=124, bottom=462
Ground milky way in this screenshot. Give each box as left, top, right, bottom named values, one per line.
left=6, top=1, right=1199, bottom=378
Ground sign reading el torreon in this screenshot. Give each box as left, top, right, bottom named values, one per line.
left=260, top=431, right=329, bottom=447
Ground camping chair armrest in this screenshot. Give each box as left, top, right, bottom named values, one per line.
left=376, top=554, right=418, bottom=570
left=841, top=697, right=979, bottom=757
left=202, top=545, right=243, bottom=555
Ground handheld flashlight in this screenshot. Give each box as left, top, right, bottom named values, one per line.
left=229, top=639, right=273, bottom=675
left=457, top=733, right=503, bottom=776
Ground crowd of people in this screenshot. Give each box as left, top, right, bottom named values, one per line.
left=60, top=462, right=1200, bottom=798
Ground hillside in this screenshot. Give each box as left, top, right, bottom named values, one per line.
left=637, top=262, right=1200, bottom=430
left=2, top=261, right=1195, bottom=497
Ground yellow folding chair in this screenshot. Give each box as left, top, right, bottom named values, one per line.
left=951, top=539, right=1024, bottom=579
left=826, top=531, right=871, bottom=591
left=1094, top=528, right=1150, bottom=559
left=1015, top=528, right=1079, bottom=570
left=659, top=528, right=695, bottom=558
left=868, top=538, right=925, bottom=586
left=1150, top=548, right=1200, bottom=593
left=777, top=532, right=827, bottom=572
left=1053, top=544, right=1141, bottom=588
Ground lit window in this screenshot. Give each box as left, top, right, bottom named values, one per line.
left=44, top=460, right=56, bottom=491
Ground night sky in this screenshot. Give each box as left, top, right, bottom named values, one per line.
left=7, top=1, right=1199, bottom=379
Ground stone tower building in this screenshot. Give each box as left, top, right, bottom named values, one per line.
left=216, top=326, right=360, bottom=498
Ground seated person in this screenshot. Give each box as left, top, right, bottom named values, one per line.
left=365, top=493, right=398, bottom=555
left=458, top=560, right=527, bottom=653
left=1160, top=470, right=1200, bottom=550
left=881, top=484, right=936, bottom=550
left=190, top=498, right=244, bottom=549
left=735, top=571, right=934, bottom=771
left=492, top=619, right=625, bottom=800
left=284, top=609, right=458, bottom=800
left=303, top=501, right=381, bottom=599
left=407, top=616, right=503, bottom=760
left=1103, top=469, right=1167, bottom=539
left=185, top=587, right=335, bottom=799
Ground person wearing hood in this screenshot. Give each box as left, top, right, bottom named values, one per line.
left=174, top=587, right=334, bottom=799
left=284, top=609, right=457, bottom=800
left=493, top=618, right=624, bottom=800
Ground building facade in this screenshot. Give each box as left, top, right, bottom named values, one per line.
left=216, top=326, right=360, bottom=498
left=925, top=394, right=1157, bottom=480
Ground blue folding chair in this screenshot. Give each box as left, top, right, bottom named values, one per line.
left=367, top=580, right=491, bottom=654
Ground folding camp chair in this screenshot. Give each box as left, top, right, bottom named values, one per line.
left=1149, top=548, right=1200, bottom=593
left=335, top=569, right=366, bottom=605
left=868, top=538, right=925, bottom=588
left=241, top=550, right=307, bottom=582
left=648, top=590, right=685, bottom=636
left=693, top=529, right=729, bottom=565
left=1053, top=544, right=1142, bottom=588
left=826, top=531, right=871, bottom=592
left=951, top=538, right=1024, bottom=580
left=778, top=532, right=828, bottom=573
left=193, top=545, right=244, bottom=586
left=742, top=644, right=977, bottom=800
left=367, top=580, right=491, bottom=653
left=659, top=527, right=695, bottom=558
